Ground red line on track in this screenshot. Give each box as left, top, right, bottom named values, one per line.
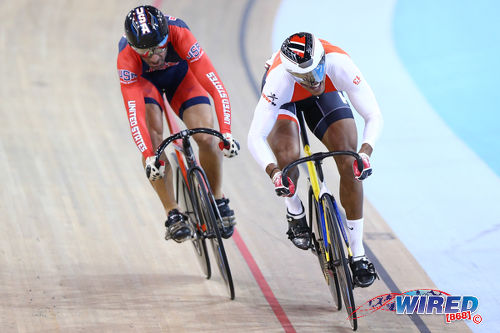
left=233, top=230, right=296, bottom=332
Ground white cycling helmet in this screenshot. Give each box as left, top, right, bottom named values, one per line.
left=280, top=32, right=326, bottom=87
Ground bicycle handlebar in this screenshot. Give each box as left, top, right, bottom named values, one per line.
left=281, top=151, right=364, bottom=187
left=154, top=128, right=227, bottom=164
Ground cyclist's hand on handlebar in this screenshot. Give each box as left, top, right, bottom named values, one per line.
left=145, top=156, right=165, bottom=181
left=353, top=152, right=372, bottom=181
left=272, top=171, right=296, bottom=197
left=219, top=132, right=240, bottom=158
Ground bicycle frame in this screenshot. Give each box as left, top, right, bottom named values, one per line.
left=155, top=127, right=235, bottom=299
left=159, top=102, right=224, bottom=219
left=281, top=110, right=365, bottom=330
left=155, top=128, right=228, bottom=224
left=283, top=110, right=365, bottom=260
left=179, top=134, right=210, bottom=233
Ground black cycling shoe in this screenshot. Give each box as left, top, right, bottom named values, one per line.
left=350, top=256, right=378, bottom=288
left=165, top=209, right=192, bottom=243
left=286, top=209, right=311, bottom=250
left=216, top=197, right=236, bottom=239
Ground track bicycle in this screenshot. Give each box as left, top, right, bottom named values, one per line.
left=155, top=128, right=235, bottom=300
left=282, top=110, right=365, bottom=331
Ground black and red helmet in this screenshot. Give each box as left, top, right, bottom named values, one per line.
left=280, top=32, right=326, bottom=87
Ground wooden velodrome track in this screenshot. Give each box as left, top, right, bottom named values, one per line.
left=1, top=1, right=470, bottom=332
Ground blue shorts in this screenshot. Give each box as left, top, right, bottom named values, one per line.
left=279, top=91, right=354, bottom=140
left=141, top=61, right=210, bottom=119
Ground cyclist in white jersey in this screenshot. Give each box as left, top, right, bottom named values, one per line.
left=247, top=32, right=383, bottom=287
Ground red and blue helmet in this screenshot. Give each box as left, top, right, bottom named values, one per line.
left=124, top=6, right=169, bottom=51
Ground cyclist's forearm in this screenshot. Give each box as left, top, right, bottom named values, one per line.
left=265, top=163, right=279, bottom=178
left=247, top=131, right=277, bottom=170
left=359, top=143, right=373, bottom=157
left=120, top=86, right=154, bottom=158
left=346, top=87, right=383, bottom=149
left=247, top=101, right=279, bottom=171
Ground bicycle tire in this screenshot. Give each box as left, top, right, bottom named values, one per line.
left=309, top=187, right=341, bottom=311
left=322, top=194, right=357, bottom=331
left=175, top=165, right=211, bottom=279
left=191, top=169, right=235, bottom=300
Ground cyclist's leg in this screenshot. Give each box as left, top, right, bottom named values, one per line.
left=182, top=104, right=223, bottom=199
left=302, top=92, right=362, bottom=220
left=182, top=103, right=238, bottom=237
left=322, top=121, right=362, bottom=219
left=267, top=107, right=301, bottom=184
left=141, top=79, right=192, bottom=241
left=321, top=121, right=368, bottom=257
left=166, top=68, right=223, bottom=199
left=141, top=79, right=178, bottom=214
left=268, top=106, right=310, bottom=249
left=267, top=113, right=304, bottom=215
left=267, top=108, right=303, bottom=214
left=305, top=91, right=377, bottom=286
left=167, top=68, right=235, bottom=237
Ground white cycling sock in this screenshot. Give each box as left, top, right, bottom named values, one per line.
left=346, top=218, right=365, bottom=259
left=285, top=193, right=304, bottom=216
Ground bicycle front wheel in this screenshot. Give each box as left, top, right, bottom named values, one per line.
left=175, top=163, right=211, bottom=279
left=309, top=187, right=341, bottom=311
left=191, top=169, right=235, bottom=300
left=322, top=194, right=357, bottom=331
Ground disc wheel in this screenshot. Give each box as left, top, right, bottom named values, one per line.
left=323, top=194, right=357, bottom=331
left=191, top=169, right=235, bottom=300
left=175, top=164, right=210, bottom=279
left=309, top=187, right=341, bottom=310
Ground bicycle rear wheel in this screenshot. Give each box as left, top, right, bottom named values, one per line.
left=175, top=163, right=211, bottom=279
left=191, top=169, right=235, bottom=300
left=309, top=187, right=341, bottom=311
left=322, top=194, right=357, bottom=331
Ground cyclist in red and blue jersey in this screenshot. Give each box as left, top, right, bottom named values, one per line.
left=248, top=32, right=383, bottom=287
left=117, top=5, right=239, bottom=242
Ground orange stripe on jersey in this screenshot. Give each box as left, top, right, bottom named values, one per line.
left=277, top=114, right=299, bottom=128
left=319, top=39, right=349, bottom=57
left=290, top=83, right=312, bottom=102
left=266, top=55, right=282, bottom=78
left=324, top=75, right=337, bottom=93
left=290, top=75, right=338, bottom=102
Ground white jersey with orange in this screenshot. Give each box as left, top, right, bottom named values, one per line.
left=247, top=40, right=383, bottom=170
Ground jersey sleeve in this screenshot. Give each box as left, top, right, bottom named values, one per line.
left=247, top=66, right=293, bottom=170
left=169, top=23, right=232, bottom=134
left=327, top=53, right=383, bottom=148
left=117, top=48, right=154, bottom=158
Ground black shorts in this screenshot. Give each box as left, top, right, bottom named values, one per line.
left=280, top=91, right=354, bottom=141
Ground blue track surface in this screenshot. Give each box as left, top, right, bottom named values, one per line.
left=273, top=1, right=500, bottom=332
left=394, top=0, right=500, bottom=177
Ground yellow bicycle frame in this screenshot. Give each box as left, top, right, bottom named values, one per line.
left=303, top=144, right=353, bottom=259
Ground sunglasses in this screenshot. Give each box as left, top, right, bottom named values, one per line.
left=290, top=54, right=326, bottom=88
left=131, top=34, right=168, bottom=57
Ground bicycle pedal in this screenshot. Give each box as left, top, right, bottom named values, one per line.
left=190, top=230, right=201, bottom=240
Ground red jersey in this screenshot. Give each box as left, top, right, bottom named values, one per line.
left=117, top=16, right=232, bottom=158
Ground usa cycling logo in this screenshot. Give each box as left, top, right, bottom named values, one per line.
left=187, top=42, right=204, bottom=63
left=118, top=69, right=137, bottom=84
left=135, top=7, right=151, bottom=35
left=353, top=289, right=482, bottom=325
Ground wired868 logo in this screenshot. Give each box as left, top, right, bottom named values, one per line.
left=353, top=289, right=482, bottom=325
